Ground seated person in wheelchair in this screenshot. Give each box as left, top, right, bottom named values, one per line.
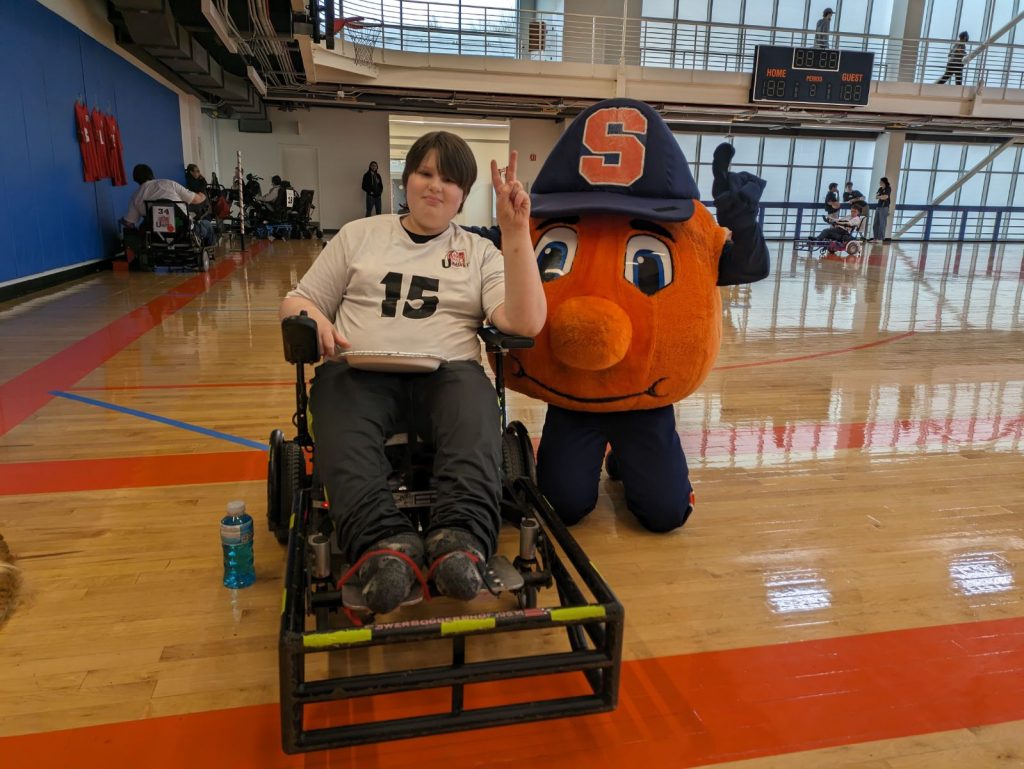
left=122, top=163, right=216, bottom=246
left=258, top=175, right=283, bottom=205
left=817, top=200, right=867, bottom=244
left=278, top=131, right=545, bottom=615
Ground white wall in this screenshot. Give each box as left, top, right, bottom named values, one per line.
left=509, top=117, right=564, bottom=191
left=215, top=109, right=390, bottom=230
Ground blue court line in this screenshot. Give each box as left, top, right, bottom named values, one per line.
left=50, top=391, right=267, bottom=451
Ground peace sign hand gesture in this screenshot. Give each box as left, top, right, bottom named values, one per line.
left=491, top=150, right=530, bottom=233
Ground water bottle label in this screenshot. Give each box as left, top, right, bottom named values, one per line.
left=220, top=517, right=253, bottom=546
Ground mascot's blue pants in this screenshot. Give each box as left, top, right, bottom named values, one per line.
left=536, top=404, right=693, bottom=533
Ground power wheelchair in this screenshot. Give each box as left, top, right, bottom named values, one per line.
left=267, top=313, right=624, bottom=753
left=122, top=199, right=214, bottom=272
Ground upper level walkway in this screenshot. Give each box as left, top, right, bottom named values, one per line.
left=296, top=0, right=1024, bottom=125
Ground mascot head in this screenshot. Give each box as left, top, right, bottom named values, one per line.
left=507, top=98, right=728, bottom=412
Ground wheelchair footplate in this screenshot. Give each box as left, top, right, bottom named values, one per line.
left=337, top=555, right=525, bottom=611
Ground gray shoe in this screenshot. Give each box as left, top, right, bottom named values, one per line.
left=357, top=532, right=424, bottom=614
left=426, top=528, right=486, bottom=601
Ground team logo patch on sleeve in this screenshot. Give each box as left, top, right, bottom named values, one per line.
left=442, top=250, right=468, bottom=268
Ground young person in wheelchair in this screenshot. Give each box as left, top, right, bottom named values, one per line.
left=278, top=132, right=545, bottom=615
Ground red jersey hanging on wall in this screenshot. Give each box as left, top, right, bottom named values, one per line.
left=104, top=112, right=127, bottom=186
left=74, top=100, right=100, bottom=182
left=91, top=107, right=111, bottom=180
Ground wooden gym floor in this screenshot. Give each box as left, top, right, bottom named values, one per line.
left=0, top=237, right=1022, bottom=768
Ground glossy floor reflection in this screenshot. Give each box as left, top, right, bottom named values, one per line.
left=0, top=238, right=1022, bottom=768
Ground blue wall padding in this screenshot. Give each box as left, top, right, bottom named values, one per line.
left=0, top=0, right=183, bottom=284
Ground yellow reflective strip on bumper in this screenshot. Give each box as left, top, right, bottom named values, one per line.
left=550, top=606, right=606, bottom=622
left=303, top=628, right=373, bottom=648
left=289, top=513, right=295, bottom=530
left=441, top=618, right=496, bottom=636
left=280, top=589, right=287, bottom=615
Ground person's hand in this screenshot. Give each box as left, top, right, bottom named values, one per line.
left=491, top=151, right=530, bottom=232
left=302, top=306, right=350, bottom=360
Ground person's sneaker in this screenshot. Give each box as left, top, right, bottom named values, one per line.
left=356, top=532, right=424, bottom=614
left=425, top=528, right=486, bottom=601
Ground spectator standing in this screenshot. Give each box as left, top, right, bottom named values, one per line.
left=843, top=182, right=865, bottom=208
left=872, top=177, right=892, bottom=241
left=815, top=8, right=835, bottom=49
left=937, top=31, right=969, bottom=85
left=823, top=182, right=841, bottom=219
left=362, top=161, right=384, bottom=216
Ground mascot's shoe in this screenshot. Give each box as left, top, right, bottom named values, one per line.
left=425, top=528, right=486, bottom=601
left=356, top=532, right=424, bottom=614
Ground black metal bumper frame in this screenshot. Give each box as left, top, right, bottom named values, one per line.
left=278, top=478, right=624, bottom=752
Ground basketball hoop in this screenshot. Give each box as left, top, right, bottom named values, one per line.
left=334, top=16, right=382, bottom=70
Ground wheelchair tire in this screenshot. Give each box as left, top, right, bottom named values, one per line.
left=846, top=240, right=860, bottom=257
left=277, top=441, right=305, bottom=544
left=502, top=421, right=536, bottom=485
left=267, top=429, right=284, bottom=535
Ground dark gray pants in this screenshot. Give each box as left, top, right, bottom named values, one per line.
left=309, top=360, right=501, bottom=563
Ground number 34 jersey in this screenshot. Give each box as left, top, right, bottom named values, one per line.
left=287, top=215, right=507, bottom=362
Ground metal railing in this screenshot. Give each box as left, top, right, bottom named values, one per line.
left=326, top=0, right=1024, bottom=88
left=729, top=202, right=1024, bottom=242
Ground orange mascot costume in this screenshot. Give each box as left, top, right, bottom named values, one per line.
left=508, top=98, right=770, bottom=531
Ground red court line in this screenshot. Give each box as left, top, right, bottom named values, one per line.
left=0, top=451, right=266, bottom=495
left=0, top=246, right=265, bottom=438
left=2, top=615, right=1023, bottom=768
left=6, top=412, right=1019, bottom=496
left=714, top=330, right=917, bottom=370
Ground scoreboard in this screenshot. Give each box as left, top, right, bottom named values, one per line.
left=751, top=45, right=874, bottom=106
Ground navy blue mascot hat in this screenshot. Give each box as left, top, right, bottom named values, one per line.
left=531, top=98, right=699, bottom=222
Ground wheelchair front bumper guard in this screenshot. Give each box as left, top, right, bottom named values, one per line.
left=278, top=478, right=624, bottom=752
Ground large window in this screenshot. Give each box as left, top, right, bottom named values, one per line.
left=341, top=0, right=519, bottom=57
left=897, top=140, right=1024, bottom=238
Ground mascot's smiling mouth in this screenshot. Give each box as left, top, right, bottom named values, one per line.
left=509, top=354, right=667, bottom=404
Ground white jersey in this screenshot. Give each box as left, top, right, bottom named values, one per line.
left=124, top=179, right=198, bottom=224
left=287, top=215, right=506, bottom=362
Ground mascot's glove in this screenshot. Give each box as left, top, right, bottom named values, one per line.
left=711, top=142, right=766, bottom=232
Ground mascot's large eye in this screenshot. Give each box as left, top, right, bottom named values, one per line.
left=623, top=234, right=673, bottom=296
left=534, top=227, right=578, bottom=282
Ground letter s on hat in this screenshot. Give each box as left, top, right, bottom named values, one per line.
left=579, top=107, right=647, bottom=187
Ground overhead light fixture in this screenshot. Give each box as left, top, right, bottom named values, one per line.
left=247, top=66, right=267, bottom=97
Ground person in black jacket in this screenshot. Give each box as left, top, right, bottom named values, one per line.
left=361, top=161, right=384, bottom=216
left=937, top=31, right=969, bottom=85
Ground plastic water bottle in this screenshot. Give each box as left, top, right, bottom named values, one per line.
left=221, top=500, right=255, bottom=588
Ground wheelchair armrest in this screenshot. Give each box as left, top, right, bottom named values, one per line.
left=478, top=326, right=534, bottom=351
left=282, top=313, right=320, bottom=364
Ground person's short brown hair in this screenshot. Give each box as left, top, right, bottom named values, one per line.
left=402, top=131, right=477, bottom=212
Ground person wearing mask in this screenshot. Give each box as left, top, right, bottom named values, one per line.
left=362, top=161, right=384, bottom=216
left=185, top=163, right=208, bottom=194
left=815, top=8, right=835, bottom=49
left=872, top=177, right=892, bottom=242
left=122, top=163, right=216, bottom=246
left=185, top=163, right=212, bottom=220
left=937, top=31, right=970, bottom=85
